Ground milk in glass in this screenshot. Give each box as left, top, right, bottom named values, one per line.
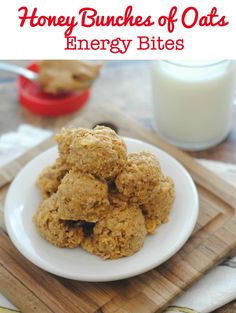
left=151, top=61, right=235, bottom=150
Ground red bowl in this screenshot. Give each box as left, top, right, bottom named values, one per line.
left=17, top=63, right=90, bottom=116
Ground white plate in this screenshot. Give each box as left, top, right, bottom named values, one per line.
left=4, top=137, right=198, bottom=282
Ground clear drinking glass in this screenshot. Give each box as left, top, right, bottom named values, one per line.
left=150, top=60, right=236, bottom=150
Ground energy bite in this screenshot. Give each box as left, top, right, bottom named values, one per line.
left=36, top=158, right=69, bottom=199
left=55, top=128, right=81, bottom=164
left=67, top=126, right=127, bottom=179
left=115, top=152, right=162, bottom=204
left=34, top=125, right=176, bottom=259
left=33, top=195, right=84, bottom=248
left=141, top=176, right=176, bottom=234
left=81, top=204, right=146, bottom=259
left=56, top=170, right=109, bottom=221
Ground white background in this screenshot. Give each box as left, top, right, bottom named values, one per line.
left=0, top=0, right=235, bottom=59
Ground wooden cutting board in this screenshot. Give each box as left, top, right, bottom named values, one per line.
left=0, top=106, right=236, bottom=313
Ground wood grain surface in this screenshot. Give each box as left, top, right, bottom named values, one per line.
left=0, top=106, right=236, bottom=313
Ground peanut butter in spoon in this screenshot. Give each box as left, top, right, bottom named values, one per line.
left=37, top=60, right=101, bottom=95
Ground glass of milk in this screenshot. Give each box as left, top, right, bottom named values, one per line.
left=151, top=60, right=236, bottom=150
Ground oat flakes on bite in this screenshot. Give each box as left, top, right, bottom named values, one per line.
left=141, top=176, right=176, bottom=234
left=55, top=127, right=86, bottom=164
left=115, top=151, right=162, bottom=204
left=81, top=204, right=147, bottom=259
left=67, top=126, right=127, bottom=179
left=33, top=195, right=84, bottom=248
left=36, top=158, right=69, bottom=199
left=56, top=169, right=109, bottom=221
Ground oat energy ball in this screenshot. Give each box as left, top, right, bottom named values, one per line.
left=55, top=128, right=82, bottom=163
left=142, top=176, right=175, bottom=234
left=34, top=125, right=176, bottom=259
left=33, top=195, right=84, bottom=248
left=115, top=152, right=162, bottom=204
left=67, top=126, right=127, bottom=179
left=81, top=204, right=147, bottom=259
left=57, top=170, right=109, bottom=221
left=36, top=158, right=69, bottom=199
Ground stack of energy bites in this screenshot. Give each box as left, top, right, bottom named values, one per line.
left=34, top=126, right=175, bottom=259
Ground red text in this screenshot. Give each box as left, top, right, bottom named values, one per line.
left=79, top=6, right=154, bottom=27
left=18, top=7, right=78, bottom=36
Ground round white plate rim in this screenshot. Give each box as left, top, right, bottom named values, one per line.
left=4, top=137, right=199, bottom=282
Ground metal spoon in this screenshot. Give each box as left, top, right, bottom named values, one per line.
left=0, top=61, right=102, bottom=94
left=0, top=62, right=37, bottom=81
